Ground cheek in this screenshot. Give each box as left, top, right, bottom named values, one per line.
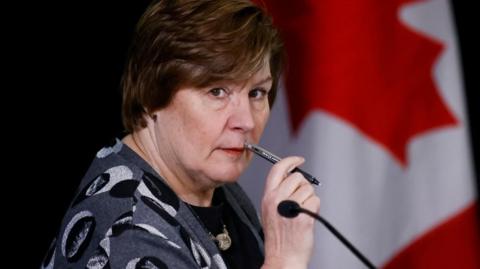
left=253, top=109, right=270, bottom=137
left=180, top=106, right=224, bottom=145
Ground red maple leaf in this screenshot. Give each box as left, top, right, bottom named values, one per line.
left=256, top=0, right=458, bottom=166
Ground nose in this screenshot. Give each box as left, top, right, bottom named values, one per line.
left=228, top=96, right=255, bottom=132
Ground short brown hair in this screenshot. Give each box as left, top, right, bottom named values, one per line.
left=121, top=0, right=284, bottom=132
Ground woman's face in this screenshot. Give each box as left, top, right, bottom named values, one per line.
left=154, top=62, right=272, bottom=188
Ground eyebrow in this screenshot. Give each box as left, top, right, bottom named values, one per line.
left=254, top=76, right=272, bottom=86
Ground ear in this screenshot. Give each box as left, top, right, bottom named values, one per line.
left=150, top=113, right=157, bottom=122
left=144, top=106, right=157, bottom=122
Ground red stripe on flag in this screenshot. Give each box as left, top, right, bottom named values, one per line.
left=253, top=0, right=458, bottom=166
left=383, top=203, right=480, bottom=269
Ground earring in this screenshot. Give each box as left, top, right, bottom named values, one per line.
left=150, top=114, right=157, bottom=121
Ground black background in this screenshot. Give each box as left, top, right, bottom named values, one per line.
left=8, top=1, right=477, bottom=268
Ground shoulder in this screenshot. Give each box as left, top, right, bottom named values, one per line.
left=45, top=140, right=146, bottom=268
left=45, top=139, right=222, bottom=268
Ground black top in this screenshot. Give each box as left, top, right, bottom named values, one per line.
left=190, top=188, right=264, bottom=269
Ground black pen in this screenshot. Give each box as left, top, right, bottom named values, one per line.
left=244, top=142, right=320, bottom=186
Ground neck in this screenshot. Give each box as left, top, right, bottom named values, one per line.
left=122, top=127, right=215, bottom=207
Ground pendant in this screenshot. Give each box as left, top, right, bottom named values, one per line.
left=214, top=225, right=232, bottom=251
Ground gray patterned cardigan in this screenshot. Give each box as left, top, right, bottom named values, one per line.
left=41, top=139, right=264, bottom=269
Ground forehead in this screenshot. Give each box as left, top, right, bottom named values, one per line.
left=252, top=61, right=271, bottom=81
left=217, top=59, right=272, bottom=88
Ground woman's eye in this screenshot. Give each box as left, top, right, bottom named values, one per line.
left=249, top=88, right=268, bottom=99
left=209, top=88, right=228, bottom=98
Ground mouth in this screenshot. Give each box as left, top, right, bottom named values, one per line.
left=220, top=147, right=245, bottom=156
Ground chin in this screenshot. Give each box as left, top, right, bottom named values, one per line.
left=204, top=156, right=250, bottom=183
left=209, top=166, right=244, bottom=184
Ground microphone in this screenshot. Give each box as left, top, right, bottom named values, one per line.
left=277, top=200, right=301, bottom=218
left=277, top=200, right=377, bottom=269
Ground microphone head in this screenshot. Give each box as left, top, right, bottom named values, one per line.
left=277, top=200, right=301, bottom=218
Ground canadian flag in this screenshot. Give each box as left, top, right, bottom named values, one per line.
left=241, top=0, right=480, bottom=268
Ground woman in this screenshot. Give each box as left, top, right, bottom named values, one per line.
left=42, top=0, right=320, bottom=268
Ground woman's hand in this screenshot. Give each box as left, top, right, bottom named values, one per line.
left=261, top=156, right=321, bottom=269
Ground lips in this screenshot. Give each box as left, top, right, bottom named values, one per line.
left=222, top=148, right=244, bottom=152
left=220, top=147, right=245, bottom=156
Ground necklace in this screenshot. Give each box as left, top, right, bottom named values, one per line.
left=210, top=224, right=232, bottom=251
left=186, top=203, right=232, bottom=251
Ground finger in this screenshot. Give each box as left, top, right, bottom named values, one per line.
left=264, top=156, right=305, bottom=193
left=272, top=172, right=309, bottom=199
left=288, top=182, right=316, bottom=205
left=302, top=195, right=321, bottom=214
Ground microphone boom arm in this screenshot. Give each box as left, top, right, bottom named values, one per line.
left=278, top=200, right=377, bottom=269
